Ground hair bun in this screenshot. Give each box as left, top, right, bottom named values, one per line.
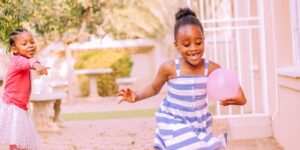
left=175, top=8, right=196, bottom=21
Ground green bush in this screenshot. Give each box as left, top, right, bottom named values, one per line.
left=74, top=50, right=133, bottom=96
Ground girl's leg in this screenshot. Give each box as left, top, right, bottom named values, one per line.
left=9, top=145, right=26, bottom=150
left=9, top=145, right=17, bottom=150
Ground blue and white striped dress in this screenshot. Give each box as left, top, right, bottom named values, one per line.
left=154, top=58, right=227, bottom=150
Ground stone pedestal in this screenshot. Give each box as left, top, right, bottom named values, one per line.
left=30, top=92, right=67, bottom=132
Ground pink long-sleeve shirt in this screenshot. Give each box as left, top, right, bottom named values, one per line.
left=2, top=55, right=39, bottom=110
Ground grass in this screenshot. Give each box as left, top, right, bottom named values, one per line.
left=61, top=109, right=157, bottom=121
left=61, top=105, right=216, bottom=121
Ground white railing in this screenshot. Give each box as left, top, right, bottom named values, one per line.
left=190, top=0, right=269, bottom=118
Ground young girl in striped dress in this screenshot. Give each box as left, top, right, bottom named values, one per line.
left=117, top=8, right=247, bottom=150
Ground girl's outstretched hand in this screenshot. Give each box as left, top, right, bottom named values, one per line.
left=116, top=88, right=137, bottom=104
left=220, top=87, right=247, bottom=106
left=33, top=63, right=49, bottom=75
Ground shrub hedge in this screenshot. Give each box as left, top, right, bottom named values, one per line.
left=74, top=50, right=133, bottom=96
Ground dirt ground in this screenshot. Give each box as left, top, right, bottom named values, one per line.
left=39, top=118, right=282, bottom=150
left=0, top=94, right=283, bottom=150
left=40, top=118, right=156, bottom=150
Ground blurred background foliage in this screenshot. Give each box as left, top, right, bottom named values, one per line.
left=0, top=0, right=184, bottom=96
left=0, top=0, right=34, bottom=49
left=0, top=0, right=184, bottom=49
left=74, top=50, right=133, bottom=96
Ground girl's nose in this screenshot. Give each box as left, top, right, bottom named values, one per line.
left=28, top=43, right=35, bottom=48
left=190, top=44, right=197, bottom=50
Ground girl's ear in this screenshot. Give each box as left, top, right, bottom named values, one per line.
left=11, top=46, right=18, bottom=55
left=174, top=41, right=178, bottom=49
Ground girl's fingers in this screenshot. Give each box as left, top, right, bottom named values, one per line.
left=220, top=99, right=237, bottom=106
left=116, top=92, right=125, bottom=97
left=120, top=89, right=127, bottom=93
left=117, top=97, right=133, bottom=104
left=116, top=90, right=129, bottom=96
left=116, top=88, right=135, bottom=104
left=116, top=95, right=126, bottom=104
left=226, top=100, right=236, bottom=104
left=118, top=99, right=125, bottom=104
left=220, top=101, right=227, bottom=106
left=37, top=69, right=48, bottom=75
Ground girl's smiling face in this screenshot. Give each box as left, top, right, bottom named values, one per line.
left=11, top=31, right=36, bottom=58
left=175, top=24, right=204, bottom=66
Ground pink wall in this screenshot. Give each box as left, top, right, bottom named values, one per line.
left=262, top=0, right=300, bottom=149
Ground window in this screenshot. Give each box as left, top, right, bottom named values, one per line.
left=290, top=0, right=300, bottom=65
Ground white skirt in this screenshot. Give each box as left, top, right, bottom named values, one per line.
left=0, top=99, right=40, bottom=150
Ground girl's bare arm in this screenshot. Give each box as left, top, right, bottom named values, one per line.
left=135, top=62, right=170, bottom=101
left=117, top=61, right=171, bottom=103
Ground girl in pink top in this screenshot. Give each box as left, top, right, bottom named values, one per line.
left=0, top=29, right=48, bottom=150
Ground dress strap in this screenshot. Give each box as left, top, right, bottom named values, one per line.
left=204, top=59, right=209, bottom=76
left=175, top=59, right=180, bottom=76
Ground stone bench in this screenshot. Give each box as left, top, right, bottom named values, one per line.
left=75, top=68, right=113, bottom=99
left=51, top=81, right=68, bottom=92
left=30, top=92, right=67, bottom=132
left=115, top=77, right=137, bottom=90
left=51, top=81, right=68, bottom=101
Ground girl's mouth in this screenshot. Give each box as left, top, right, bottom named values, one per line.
left=187, top=51, right=201, bottom=60
left=27, top=50, right=35, bottom=55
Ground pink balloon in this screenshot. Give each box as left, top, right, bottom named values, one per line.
left=207, top=68, right=239, bottom=100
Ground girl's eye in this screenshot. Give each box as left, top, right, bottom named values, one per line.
left=182, top=42, right=190, bottom=47
left=196, top=40, right=203, bottom=45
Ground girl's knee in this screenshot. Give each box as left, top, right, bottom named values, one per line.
left=10, top=145, right=26, bottom=150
